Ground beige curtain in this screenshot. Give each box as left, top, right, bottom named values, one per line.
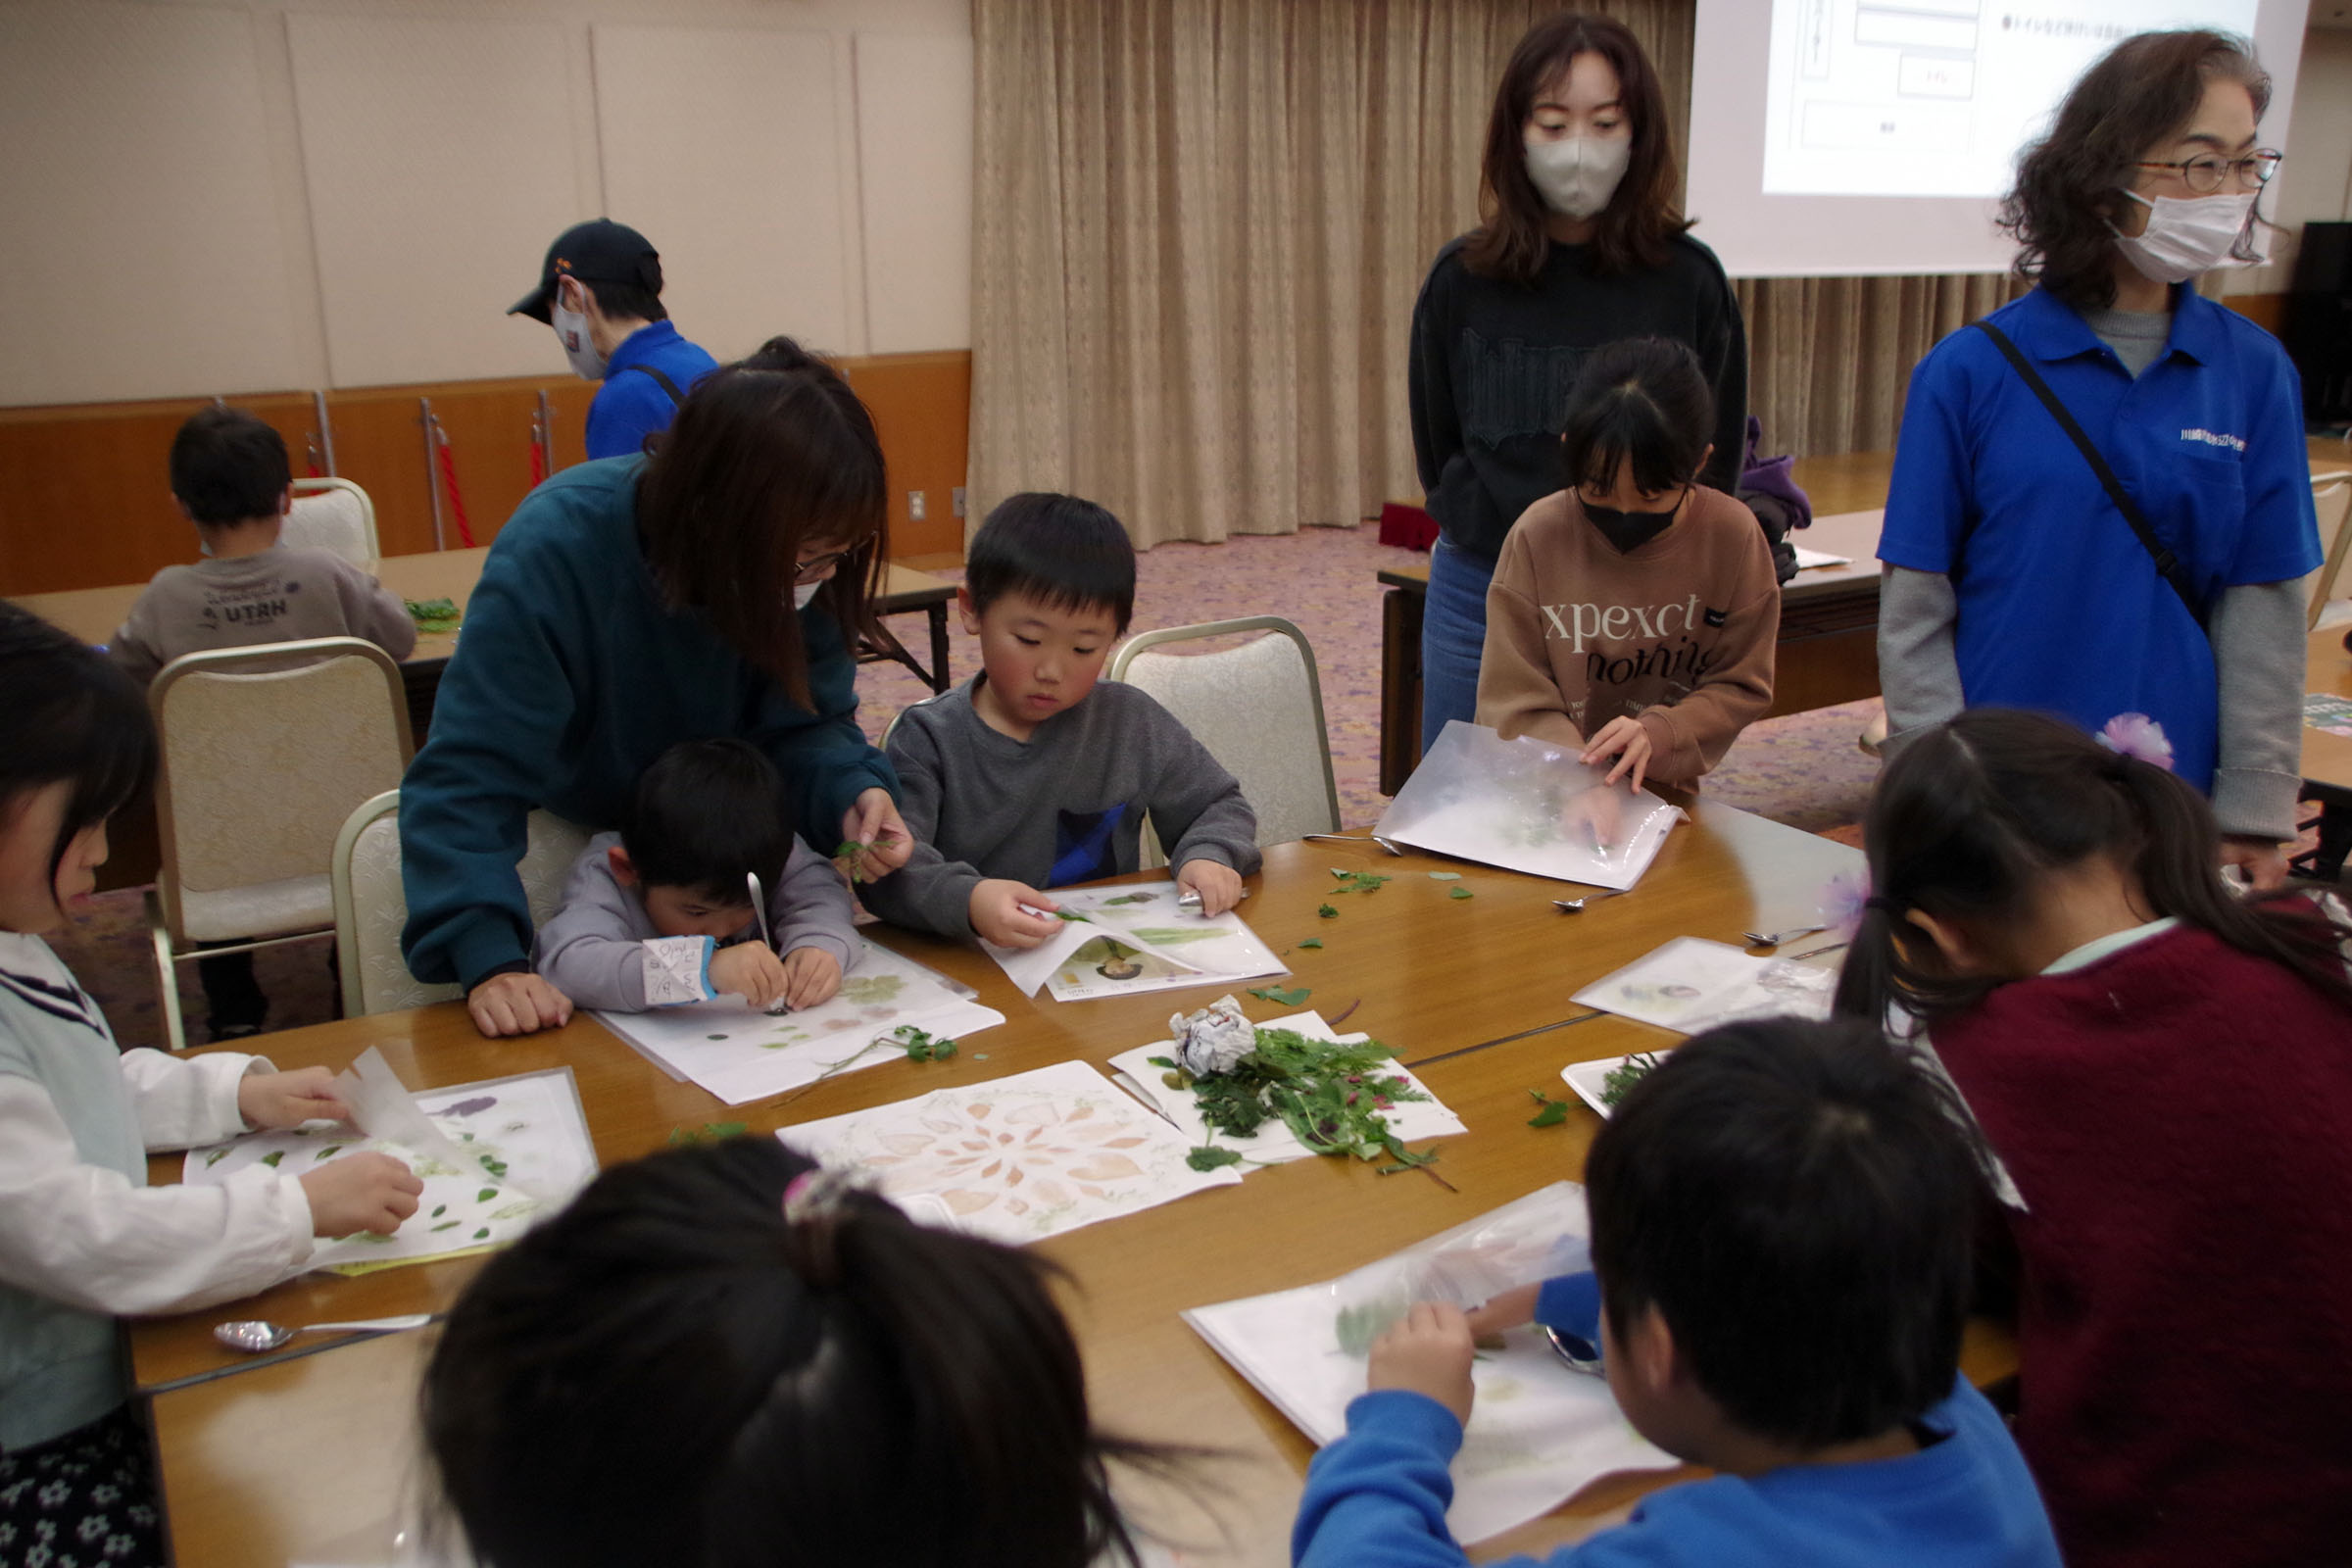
left=969, top=0, right=2008, bottom=548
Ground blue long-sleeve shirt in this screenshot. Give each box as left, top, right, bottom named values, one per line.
left=397, top=457, right=896, bottom=990
left=1293, top=1273, right=2060, bottom=1568
left=586, top=321, right=718, bottom=459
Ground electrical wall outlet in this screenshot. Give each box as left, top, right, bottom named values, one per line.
left=952, top=486, right=967, bottom=518
left=908, top=490, right=927, bottom=520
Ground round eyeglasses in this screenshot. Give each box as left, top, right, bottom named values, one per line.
left=793, top=546, right=860, bottom=582
left=2134, top=150, right=2281, bottom=194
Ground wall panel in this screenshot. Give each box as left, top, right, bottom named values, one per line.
left=0, top=3, right=303, bottom=406
left=592, top=24, right=854, bottom=360
left=856, top=33, right=977, bottom=354
left=288, top=13, right=589, bottom=387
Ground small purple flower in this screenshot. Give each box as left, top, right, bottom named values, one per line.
left=1819, top=867, right=1872, bottom=942
left=2098, top=713, right=2174, bottom=771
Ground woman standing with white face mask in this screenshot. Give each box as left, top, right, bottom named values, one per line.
left=1407, top=14, right=1749, bottom=756
left=1879, top=29, right=2320, bottom=891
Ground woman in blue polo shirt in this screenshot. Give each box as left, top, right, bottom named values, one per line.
left=1878, top=29, right=2320, bottom=888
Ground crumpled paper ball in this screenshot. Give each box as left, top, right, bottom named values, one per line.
left=1171, top=994, right=1257, bottom=1078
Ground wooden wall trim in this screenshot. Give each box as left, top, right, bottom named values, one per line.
left=0, top=352, right=972, bottom=595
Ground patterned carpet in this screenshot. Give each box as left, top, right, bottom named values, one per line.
left=57, top=522, right=1885, bottom=1052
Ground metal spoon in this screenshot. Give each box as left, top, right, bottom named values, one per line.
left=1554, top=889, right=1626, bottom=912
left=1742, top=922, right=1827, bottom=947
left=1301, top=833, right=1405, bottom=857
left=213, top=1313, right=436, bottom=1352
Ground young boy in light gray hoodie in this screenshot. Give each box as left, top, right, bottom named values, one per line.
left=533, top=740, right=856, bottom=1012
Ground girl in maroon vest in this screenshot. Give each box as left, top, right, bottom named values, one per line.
left=1834, top=708, right=2352, bottom=1568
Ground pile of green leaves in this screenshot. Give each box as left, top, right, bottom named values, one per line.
left=667, top=1121, right=750, bottom=1147
left=1152, top=1026, right=1436, bottom=1169
left=1601, top=1052, right=1663, bottom=1108
left=893, top=1025, right=957, bottom=1062
left=405, top=597, right=461, bottom=632
left=1327, top=868, right=1392, bottom=896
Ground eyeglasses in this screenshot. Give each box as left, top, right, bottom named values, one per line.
left=794, top=546, right=860, bottom=582
left=2134, top=150, right=2281, bottom=194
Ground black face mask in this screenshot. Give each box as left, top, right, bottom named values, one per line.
left=1583, top=487, right=1688, bottom=554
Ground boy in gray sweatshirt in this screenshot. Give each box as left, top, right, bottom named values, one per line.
left=861, top=493, right=1260, bottom=948
left=109, top=408, right=416, bottom=1041
left=533, top=740, right=856, bottom=1012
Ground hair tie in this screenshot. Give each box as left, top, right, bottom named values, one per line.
left=781, top=1166, right=858, bottom=1289
left=2097, top=712, right=2175, bottom=772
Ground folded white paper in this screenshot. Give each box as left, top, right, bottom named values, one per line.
left=983, top=879, right=1287, bottom=1002
left=1571, top=936, right=1836, bottom=1035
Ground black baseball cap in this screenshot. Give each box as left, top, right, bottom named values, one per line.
left=509, top=220, right=663, bottom=323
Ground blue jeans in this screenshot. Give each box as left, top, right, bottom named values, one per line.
left=1419, top=537, right=1495, bottom=757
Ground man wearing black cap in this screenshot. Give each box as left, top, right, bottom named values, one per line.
left=512, top=219, right=719, bottom=461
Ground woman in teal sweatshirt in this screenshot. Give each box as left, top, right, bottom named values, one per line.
left=398, top=339, right=910, bottom=1036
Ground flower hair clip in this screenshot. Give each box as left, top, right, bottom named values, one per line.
left=2098, top=713, right=2174, bottom=771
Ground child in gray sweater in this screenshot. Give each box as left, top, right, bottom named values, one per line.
left=861, top=493, right=1259, bottom=947
left=533, top=740, right=856, bottom=1012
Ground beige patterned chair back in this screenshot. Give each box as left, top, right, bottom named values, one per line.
left=332, top=792, right=592, bottom=1017
left=1107, top=616, right=1341, bottom=868
left=150, top=639, right=412, bottom=943
left=2309, top=478, right=2352, bottom=630
left=285, top=478, right=379, bottom=570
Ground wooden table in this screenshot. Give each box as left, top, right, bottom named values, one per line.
left=2299, top=623, right=2352, bottom=880
left=1377, top=509, right=1887, bottom=795
left=136, top=806, right=2018, bottom=1567
left=5, top=553, right=957, bottom=890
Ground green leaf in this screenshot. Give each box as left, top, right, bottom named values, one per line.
left=1428, top=871, right=1462, bottom=880
left=1053, top=908, right=1090, bottom=921
left=1248, top=984, right=1312, bottom=1006
left=430, top=1220, right=460, bottom=1232
left=1527, top=1098, right=1570, bottom=1128
left=203, top=1147, right=231, bottom=1167
left=430, top=1203, right=446, bottom=1218
left=473, top=1227, right=490, bottom=1241
left=1146, top=1054, right=1176, bottom=1069
left=1318, top=904, right=1339, bottom=918
left=259, top=1150, right=284, bottom=1168
left=476, top=1188, right=499, bottom=1202
left=1448, top=886, right=1474, bottom=900
left=314, top=1145, right=343, bottom=1161
left=1298, top=938, right=1323, bottom=950
left=1186, top=1145, right=1246, bottom=1171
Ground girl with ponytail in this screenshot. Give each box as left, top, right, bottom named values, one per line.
left=1832, top=708, right=2352, bottom=1568
left=421, top=1138, right=1170, bottom=1568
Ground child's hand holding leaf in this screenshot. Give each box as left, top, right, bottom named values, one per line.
left=238, top=1066, right=350, bottom=1131
left=839, top=789, right=912, bottom=880
left=779, top=945, right=843, bottom=1010
left=710, top=942, right=790, bottom=1010
left=969, top=879, right=1064, bottom=949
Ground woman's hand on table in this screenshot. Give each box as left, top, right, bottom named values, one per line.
left=841, top=789, right=913, bottom=879
left=300, top=1152, right=423, bottom=1237
left=1368, top=1302, right=1478, bottom=1428
left=466, top=972, right=573, bottom=1038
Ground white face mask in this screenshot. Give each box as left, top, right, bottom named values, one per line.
left=792, top=580, right=822, bottom=611
left=1524, top=135, right=1631, bottom=220
left=2111, top=189, right=2266, bottom=285
left=551, top=284, right=608, bottom=380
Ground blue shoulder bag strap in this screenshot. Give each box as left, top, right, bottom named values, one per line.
left=1966, top=319, right=2210, bottom=631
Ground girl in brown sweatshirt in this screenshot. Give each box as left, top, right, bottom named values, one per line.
left=1476, top=335, right=1778, bottom=806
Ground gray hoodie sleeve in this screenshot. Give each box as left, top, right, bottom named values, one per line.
left=531, top=842, right=711, bottom=1011
left=2208, top=577, right=2307, bottom=842
left=329, top=557, right=418, bottom=662
left=768, top=833, right=858, bottom=970
left=858, top=710, right=985, bottom=941
left=1141, top=699, right=1263, bottom=877
left=1876, top=564, right=1965, bottom=760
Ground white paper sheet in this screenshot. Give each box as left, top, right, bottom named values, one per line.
left=1183, top=1183, right=1674, bottom=1544
left=185, top=1054, right=598, bottom=1271
left=1790, top=544, right=1853, bottom=569
left=779, top=1060, right=1243, bottom=1245
left=1374, top=722, right=1681, bottom=890
left=983, top=880, right=1288, bottom=1003
left=590, top=939, right=1004, bottom=1105
left=1571, top=936, right=1836, bottom=1035
left=1107, top=1009, right=1465, bottom=1162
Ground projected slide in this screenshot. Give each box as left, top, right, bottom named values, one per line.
left=1761, top=0, right=2259, bottom=198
